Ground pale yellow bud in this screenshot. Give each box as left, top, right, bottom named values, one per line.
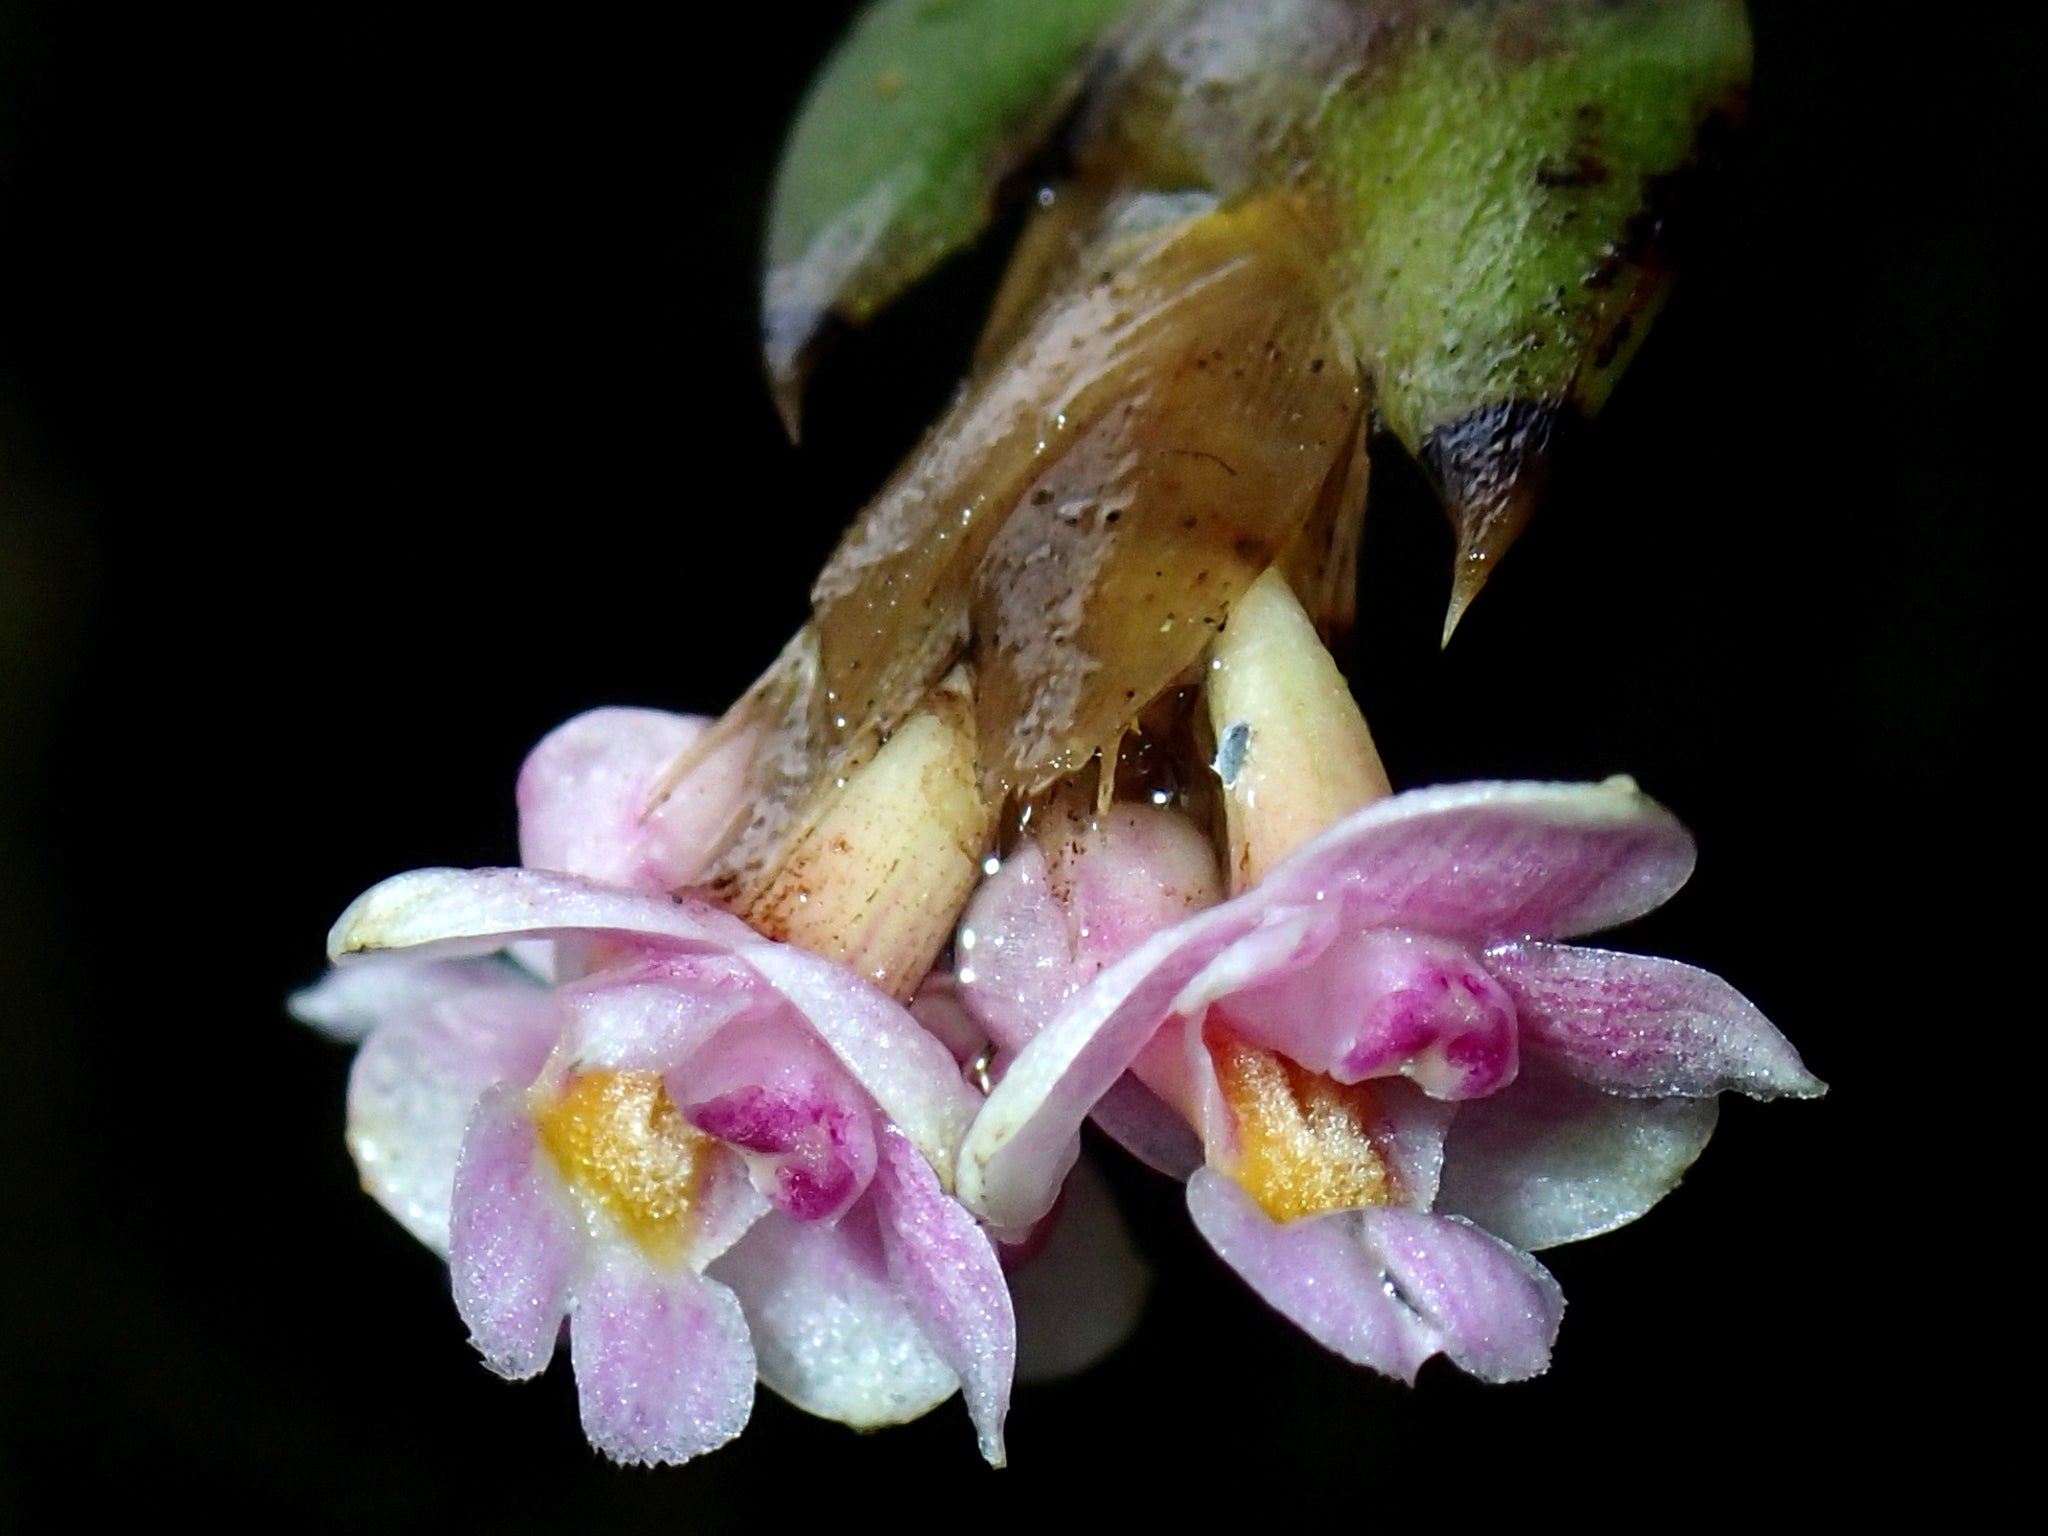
left=741, top=671, right=995, bottom=999
left=1206, top=568, right=1390, bottom=893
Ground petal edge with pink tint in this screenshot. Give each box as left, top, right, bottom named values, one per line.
left=1486, top=942, right=1826, bottom=1099
left=1255, top=779, right=1696, bottom=946
left=570, top=1256, right=757, bottom=1466
left=871, top=1124, right=1016, bottom=1466
left=448, top=1085, right=578, bottom=1380
left=1186, top=1169, right=1562, bottom=1384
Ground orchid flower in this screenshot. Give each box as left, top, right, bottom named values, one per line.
left=951, top=623, right=1824, bottom=1384
left=295, top=709, right=1024, bottom=1466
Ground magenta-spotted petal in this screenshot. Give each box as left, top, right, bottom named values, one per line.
left=1186, top=1169, right=1562, bottom=1384
left=1216, top=929, right=1519, bottom=1099
left=871, top=1123, right=1015, bottom=1466
left=1486, top=943, right=1825, bottom=1099
left=712, top=1206, right=959, bottom=1431
left=961, top=779, right=1695, bottom=1229
left=1435, top=1057, right=1719, bottom=1251
left=569, top=1256, right=756, bottom=1466
left=448, top=1085, right=578, bottom=1379
left=681, top=1015, right=879, bottom=1224
left=291, top=957, right=559, bottom=1253
left=737, top=939, right=981, bottom=1185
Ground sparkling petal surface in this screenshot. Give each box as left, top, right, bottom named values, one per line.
left=1213, top=927, right=1520, bottom=1099
left=557, top=952, right=766, bottom=1074
left=293, top=957, right=558, bottom=1253
left=1255, top=779, right=1695, bottom=944
left=711, top=1205, right=959, bottom=1431
left=871, top=1123, right=1016, bottom=1466
left=1487, top=942, right=1826, bottom=1099
left=448, top=1085, right=578, bottom=1379
left=1186, top=1168, right=1562, bottom=1384
left=1436, top=1057, right=1720, bottom=1250
left=957, top=840, right=1074, bottom=1053
left=736, top=939, right=981, bottom=1186
left=570, top=1255, right=757, bottom=1466
left=517, top=708, right=714, bottom=889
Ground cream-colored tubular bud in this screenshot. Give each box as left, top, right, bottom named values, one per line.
left=1206, top=569, right=1391, bottom=893
left=741, top=670, right=995, bottom=1000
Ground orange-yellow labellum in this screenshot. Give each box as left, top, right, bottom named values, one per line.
left=1206, top=1024, right=1398, bottom=1223
left=534, top=1071, right=716, bottom=1258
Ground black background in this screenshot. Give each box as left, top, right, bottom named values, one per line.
left=1, top=2, right=2020, bottom=1522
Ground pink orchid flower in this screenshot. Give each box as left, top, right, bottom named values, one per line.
left=295, top=708, right=1018, bottom=1466
left=953, top=777, right=1823, bottom=1384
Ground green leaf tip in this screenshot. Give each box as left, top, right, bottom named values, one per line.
left=763, top=0, right=1140, bottom=432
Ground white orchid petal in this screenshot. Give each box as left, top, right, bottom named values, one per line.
left=711, top=1206, right=959, bottom=1431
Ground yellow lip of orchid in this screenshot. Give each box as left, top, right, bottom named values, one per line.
left=1200, top=1023, right=1402, bottom=1223
left=531, top=1070, right=723, bottom=1263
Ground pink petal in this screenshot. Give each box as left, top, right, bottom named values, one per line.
left=1186, top=1168, right=1563, bottom=1384
left=1008, top=1154, right=1150, bottom=1383
left=871, top=1123, right=1016, bottom=1466
left=1258, top=778, right=1696, bottom=944
left=330, top=866, right=982, bottom=1185
left=1486, top=942, right=1826, bottom=1099
left=555, top=951, right=767, bottom=1074
left=1436, top=1058, right=1720, bottom=1251
left=292, top=958, right=560, bottom=1253
left=448, top=1085, right=578, bottom=1379
left=956, top=803, right=1222, bottom=1054
left=711, top=1206, right=959, bottom=1431
left=1049, top=801, right=1223, bottom=978
left=906, top=967, right=991, bottom=1068
left=1372, top=1081, right=1457, bottom=1210
left=956, top=840, right=1074, bottom=1053
left=517, top=708, right=715, bottom=890
left=569, top=1256, right=756, bottom=1466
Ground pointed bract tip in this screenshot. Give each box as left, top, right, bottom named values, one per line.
left=1421, top=398, right=1564, bottom=646
left=771, top=375, right=804, bottom=445
left=761, top=320, right=812, bottom=445
left=1440, top=568, right=1478, bottom=649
